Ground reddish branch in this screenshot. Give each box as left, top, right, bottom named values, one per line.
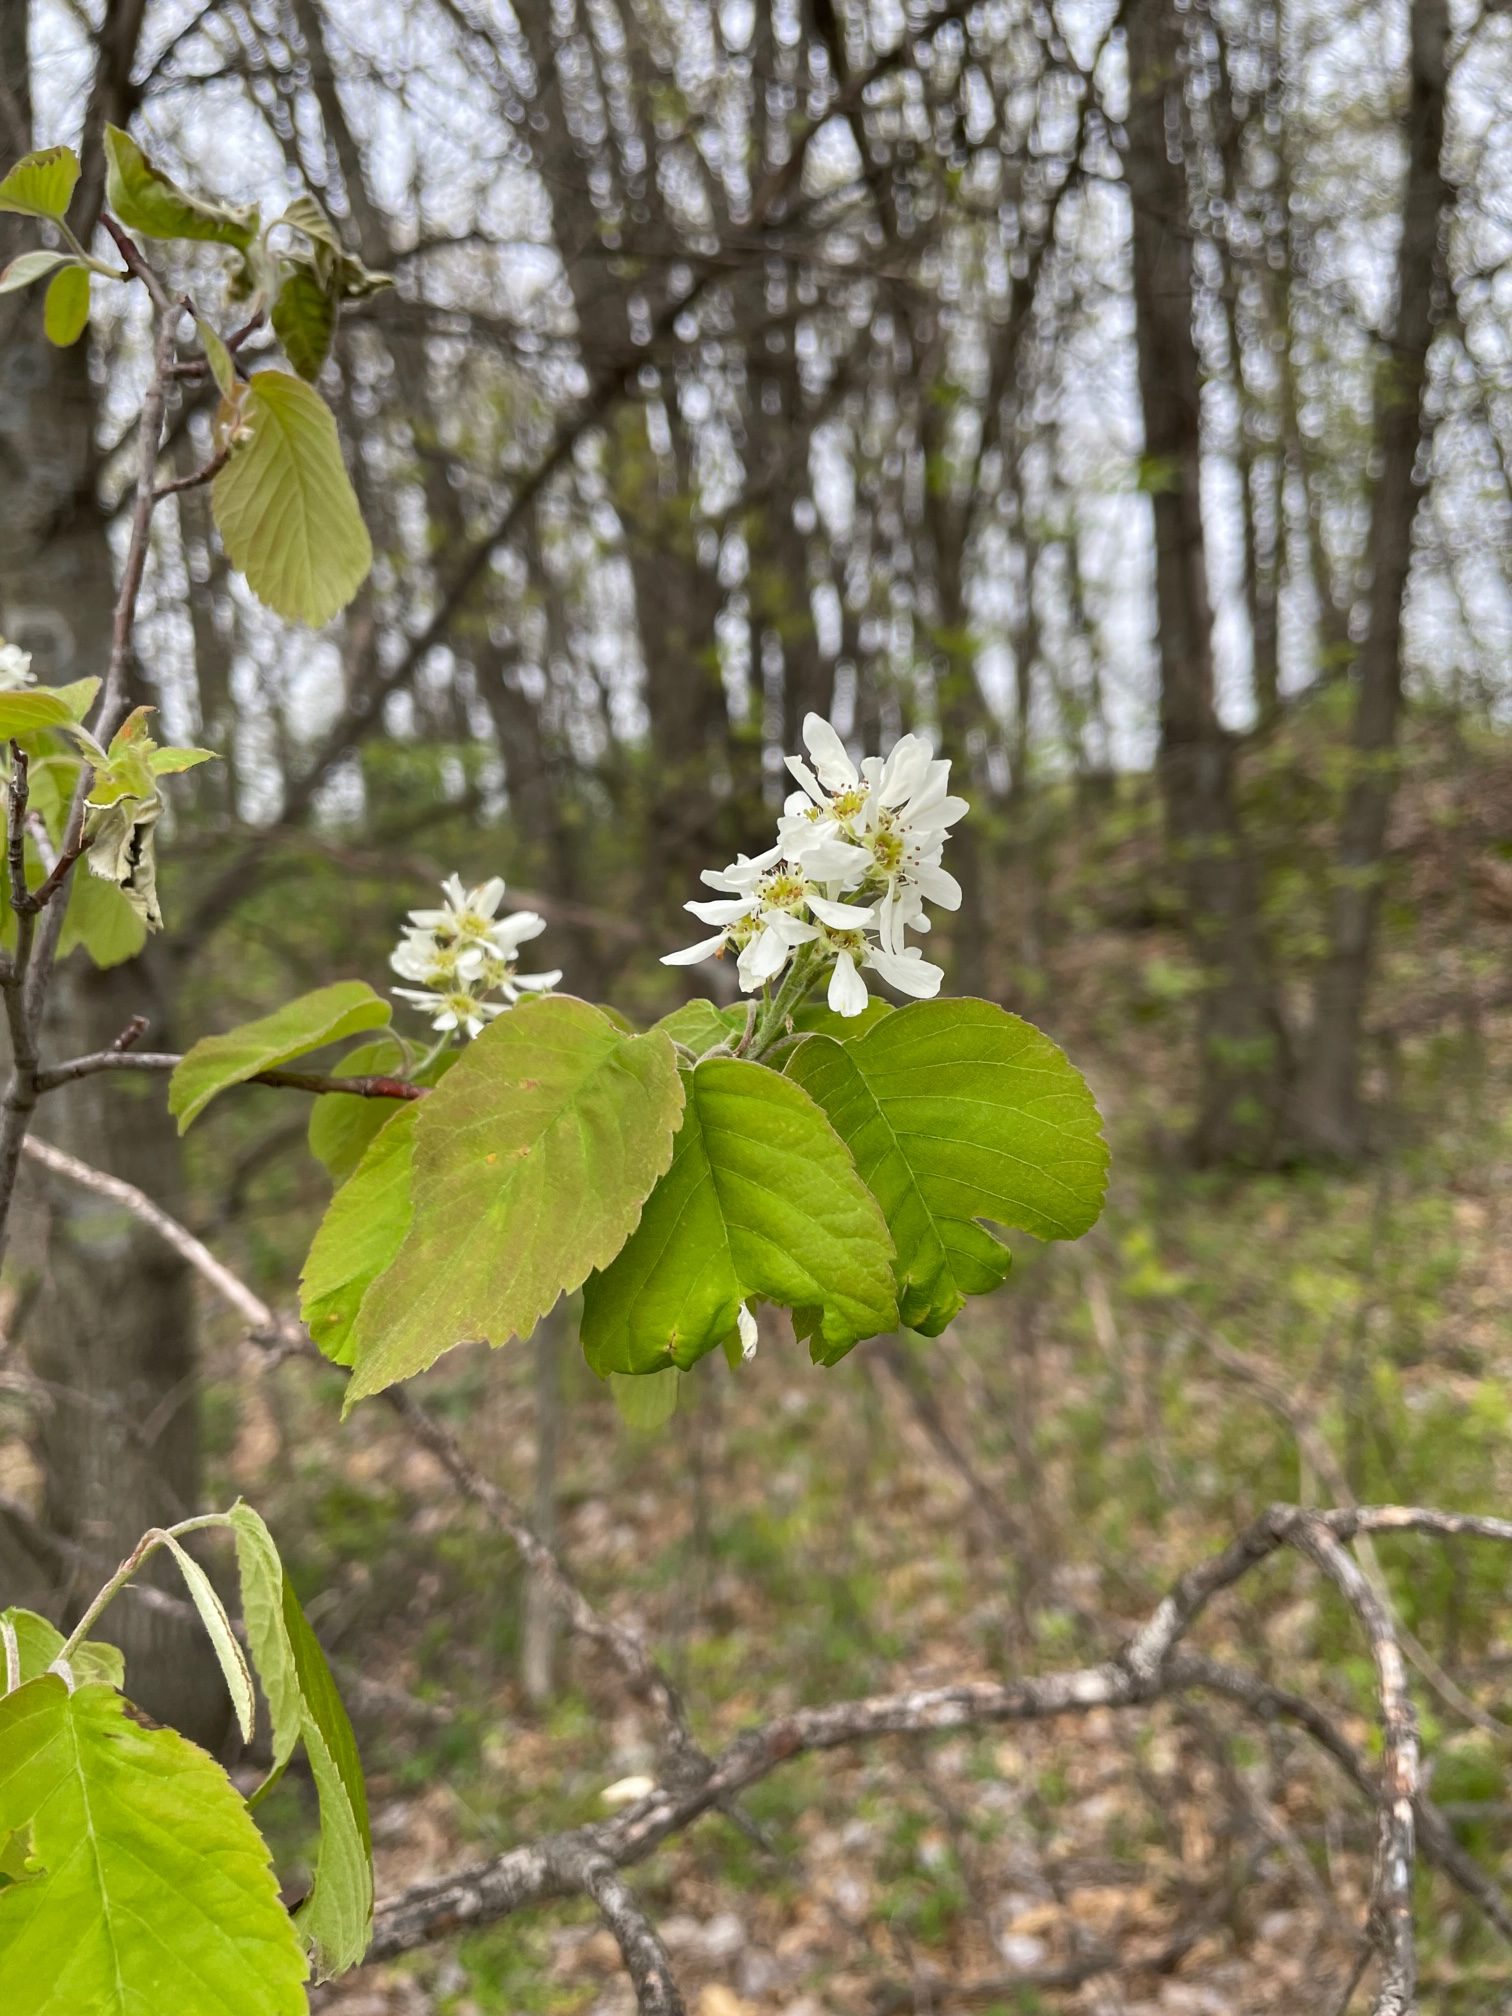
left=30, top=1048, right=424, bottom=1101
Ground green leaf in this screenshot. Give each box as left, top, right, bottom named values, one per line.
left=47, top=676, right=100, bottom=724
left=211, top=370, right=372, bottom=626
left=0, top=690, right=78, bottom=738
left=791, top=996, right=895, bottom=1041
left=103, top=125, right=257, bottom=247
left=42, top=265, right=89, bottom=347
left=655, top=1000, right=744, bottom=1052
left=281, top=193, right=342, bottom=254
left=80, top=793, right=163, bottom=931
left=148, top=743, right=216, bottom=775
left=158, top=1533, right=255, bottom=1744
left=610, top=1369, right=681, bottom=1429
left=307, top=1034, right=410, bottom=1182
left=0, top=250, right=75, bottom=295
left=196, top=317, right=236, bottom=397
left=58, top=869, right=148, bottom=969
left=344, top=996, right=684, bottom=1407
left=301, top=1102, right=418, bottom=1367
left=0, top=146, right=79, bottom=220
left=0, top=1677, right=308, bottom=2014
left=581, top=1057, right=898, bottom=1374
left=784, top=999, right=1108, bottom=1337
left=271, top=262, right=338, bottom=380
left=229, top=1505, right=372, bottom=1975
left=0, top=1610, right=124, bottom=1692
left=170, top=980, right=391, bottom=1132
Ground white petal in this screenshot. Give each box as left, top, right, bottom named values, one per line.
left=513, top=969, right=562, bottom=991
left=736, top=1302, right=759, bottom=1362
left=867, top=947, right=944, bottom=999
left=743, top=924, right=794, bottom=983
left=802, top=713, right=859, bottom=788
left=407, top=905, right=449, bottom=929
left=490, top=909, right=547, bottom=949
left=783, top=755, right=826, bottom=804
left=601, top=1774, right=657, bottom=1809
left=435, top=1008, right=460, bottom=1031
left=827, top=949, right=869, bottom=1017
left=661, top=933, right=726, bottom=966
left=875, top=734, right=935, bottom=806
left=808, top=893, right=875, bottom=929
left=439, top=874, right=467, bottom=909
left=473, top=876, right=508, bottom=917
left=686, top=897, right=752, bottom=925
left=913, top=863, right=962, bottom=910
left=799, top=838, right=871, bottom=882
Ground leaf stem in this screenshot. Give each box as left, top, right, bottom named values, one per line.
left=59, top=1513, right=233, bottom=1663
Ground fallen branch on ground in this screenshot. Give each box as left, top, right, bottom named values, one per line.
left=22, top=1136, right=1512, bottom=2015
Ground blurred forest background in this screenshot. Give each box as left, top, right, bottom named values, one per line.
left=4, top=0, right=1512, bottom=2009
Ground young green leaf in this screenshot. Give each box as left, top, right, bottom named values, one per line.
left=610, top=1369, right=681, bottom=1429
left=307, top=1033, right=411, bottom=1181
left=211, top=370, right=372, bottom=626
left=790, top=996, right=894, bottom=1040
left=0, top=145, right=79, bottom=220
left=229, top=1505, right=373, bottom=1976
left=169, top=980, right=392, bottom=1131
left=654, top=999, right=745, bottom=1052
left=0, top=1609, right=124, bottom=1692
left=0, top=689, right=80, bottom=738
left=301, top=1101, right=418, bottom=1366
left=785, top=999, right=1109, bottom=1336
left=80, top=794, right=163, bottom=931
left=0, top=249, right=76, bottom=295
left=0, top=1678, right=308, bottom=2014
left=42, top=264, right=89, bottom=347
left=58, top=869, right=149, bottom=970
left=159, top=1533, right=255, bottom=1744
left=344, top=996, right=685, bottom=1407
left=271, top=261, right=338, bottom=380
left=103, top=125, right=257, bottom=246
left=196, top=316, right=236, bottom=396
left=581, top=1056, right=898, bottom=1374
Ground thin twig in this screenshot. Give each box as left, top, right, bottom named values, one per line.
left=151, top=440, right=234, bottom=500
left=31, top=1049, right=424, bottom=1100
left=20, top=1131, right=1512, bottom=2009
left=0, top=232, right=182, bottom=1261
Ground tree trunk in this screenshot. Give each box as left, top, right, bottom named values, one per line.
left=0, top=18, right=225, bottom=1743
left=1290, top=0, right=1450, bottom=1157
left=1123, top=0, right=1288, bottom=1163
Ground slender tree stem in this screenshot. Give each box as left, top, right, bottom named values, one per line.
left=0, top=235, right=181, bottom=1262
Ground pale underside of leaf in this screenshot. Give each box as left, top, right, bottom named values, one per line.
left=211, top=371, right=371, bottom=627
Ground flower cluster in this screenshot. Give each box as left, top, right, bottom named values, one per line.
left=0, top=639, right=34, bottom=692
left=391, top=875, right=561, bottom=1039
left=664, top=715, right=967, bottom=1016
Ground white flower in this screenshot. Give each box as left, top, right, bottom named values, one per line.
left=662, top=715, right=966, bottom=1018
left=391, top=873, right=560, bottom=1037
left=662, top=848, right=871, bottom=993
left=0, top=640, right=34, bottom=692
left=391, top=985, right=506, bottom=1039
